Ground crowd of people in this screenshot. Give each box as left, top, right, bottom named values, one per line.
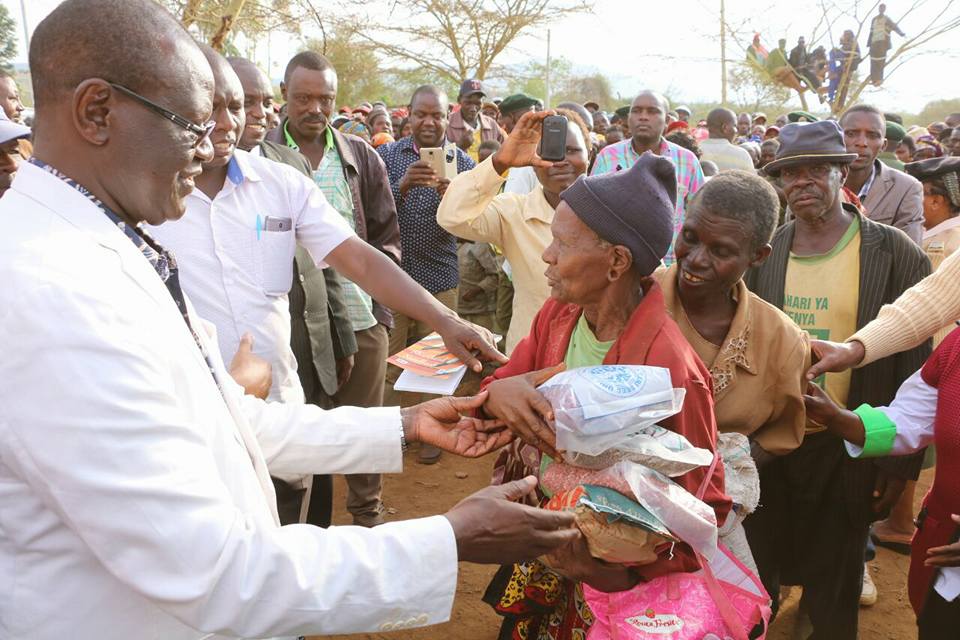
left=3, top=0, right=960, bottom=639
left=746, top=3, right=906, bottom=109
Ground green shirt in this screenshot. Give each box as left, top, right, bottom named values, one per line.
left=564, top=312, right=615, bottom=369
left=284, top=123, right=377, bottom=331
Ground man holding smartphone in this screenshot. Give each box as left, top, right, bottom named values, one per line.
left=377, top=86, right=476, bottom=463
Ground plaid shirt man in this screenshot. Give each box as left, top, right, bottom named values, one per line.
left=591, top=138, right=705, bottom=263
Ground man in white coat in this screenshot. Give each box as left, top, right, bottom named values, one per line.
left=0, top=1, right=579, bottom=639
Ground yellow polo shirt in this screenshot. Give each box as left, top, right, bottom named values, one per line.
left=784, top=216, right=861, bottom=432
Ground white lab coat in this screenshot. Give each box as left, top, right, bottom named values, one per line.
left=0, top=162, right=457, bottom=639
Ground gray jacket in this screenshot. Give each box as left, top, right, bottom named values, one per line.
left=862, top=160, right=924, bottom=246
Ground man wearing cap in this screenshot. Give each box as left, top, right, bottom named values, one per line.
left=788, top=110, right=819, bottom=123
left=497, top=93, right=538, bottom=137
left=879, top=120, right=907, bottom=170
left=675, top=105, right=691, bottom=123
left=591, top=91, right=705, bottom=264
left=0, top=108, right=30, bottom=195
left=841, top=104, right=924, bottom=245
left=446, top=78, right=505, bottom=161
left=699, top=107, right=755, bottom=172
left=744, top=119, right=930, bottom=638
left=480, top=151, right=731, bottom=639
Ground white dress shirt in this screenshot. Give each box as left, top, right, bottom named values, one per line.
left=0, top=162, right=458, bottom=639
left=845, top=369, right=960, bottom=601
left=148, top=149, right=354, bottom=403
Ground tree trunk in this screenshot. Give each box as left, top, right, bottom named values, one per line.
left=209, top=0, right=248, bottom=51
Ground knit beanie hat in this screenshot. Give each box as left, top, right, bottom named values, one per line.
left=559, top=152, right=676, bottom=276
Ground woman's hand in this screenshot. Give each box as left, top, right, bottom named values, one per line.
left=926, top=516, right=960, bottom=567
left=803, top=382, right=868, bottom=446
left=803, top=382, right=841, bottom=428
left=482, top=364, right=565, bottom=459
left=544, top=534, right=639, bottom=593
left=491, top=111, right=560, bottom=174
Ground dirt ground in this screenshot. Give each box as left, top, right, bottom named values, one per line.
left=314, top=451, right=931, bottom=640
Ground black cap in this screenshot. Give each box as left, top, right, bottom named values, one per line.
left=614, top=105, right=630, bottom=119
left=458, top=78, right=486, bottom=99
left=764, top=120, right=858, bottom=177
left=904, top=156, right=960, bottom=182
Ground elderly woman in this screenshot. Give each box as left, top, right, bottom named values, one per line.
left=656, top=170, right=811, bottom=571
left=437, top=109, right=591, bottom=353
left=479, top=153, right=731, bottom=640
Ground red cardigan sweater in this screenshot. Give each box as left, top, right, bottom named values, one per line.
left=482, top=280, right=732, bottom=579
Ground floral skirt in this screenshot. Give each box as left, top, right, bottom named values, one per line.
left=483, top=442, right=595, bottom=640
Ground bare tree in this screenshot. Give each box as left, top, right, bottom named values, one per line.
left=340, top=0, right=592, bottom=84
left=157, top=0, right=313, bottom=49
left=718, top=0, right=960, bottom=115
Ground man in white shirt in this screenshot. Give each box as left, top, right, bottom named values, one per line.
left=150, top=47, right=503, bottom=405
left=0, top=2, right=578, bottom=638
left=699, top=107, right=757, bottom=173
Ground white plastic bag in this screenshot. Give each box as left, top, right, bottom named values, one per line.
left=618, top=460, right=719, bottom=560
left=538, top=366, right=711, bottom=475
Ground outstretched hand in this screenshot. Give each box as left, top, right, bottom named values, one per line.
left=491, top=110, right=561, bottom=174
left=436, top=314, right=507, bottom=373
left=806, top=339, right=865, bottom=381
left=445, top=476, right=580, bottom=564
left=404, top=391, right=513, bottom=458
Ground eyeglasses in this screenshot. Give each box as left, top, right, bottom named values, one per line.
left=109, top=82, right=215, bottom=147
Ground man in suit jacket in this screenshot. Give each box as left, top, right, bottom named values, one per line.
left=842, top=104, right=924, bottom=245
left=0, top=3, right=576, bottom=638
left=743, top=121, right=930, bottom=639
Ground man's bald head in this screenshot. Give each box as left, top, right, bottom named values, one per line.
left=228, top=57, right=271, bottom=96
left=199, top=44, right=244, bottom=99
left=706, top=108, right=737, bottom=141
left=27, top=0, right=215, bottom=227
left=628, top=91, right=669, bottom=147
left=30, top=0, right=210, bottom=119
left=633, top=90, right=669, bottom=114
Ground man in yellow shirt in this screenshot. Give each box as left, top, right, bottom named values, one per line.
left=744, top=120, right=931, bottom=638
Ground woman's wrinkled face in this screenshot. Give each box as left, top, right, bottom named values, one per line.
left=541, top=202, right=616, bottom=306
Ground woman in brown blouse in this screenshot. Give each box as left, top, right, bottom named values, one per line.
left=656, top=170, right=811, bottom=570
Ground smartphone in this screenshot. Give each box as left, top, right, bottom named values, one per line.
left=538, top=115, right=568, bottom=162
left=419, top=147, right=446, bottom=178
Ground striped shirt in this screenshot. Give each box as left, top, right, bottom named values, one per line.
left=591, top=138, right=705, bottom=263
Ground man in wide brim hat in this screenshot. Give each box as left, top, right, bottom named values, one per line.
left=763, top=120, right=858, bottom=177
